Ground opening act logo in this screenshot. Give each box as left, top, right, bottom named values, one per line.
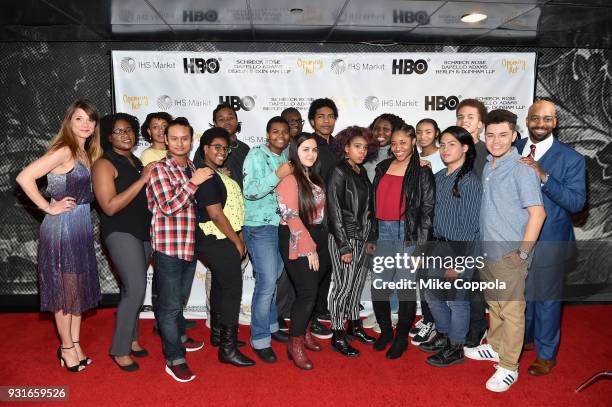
left=297, top=58, right=324, bottom=74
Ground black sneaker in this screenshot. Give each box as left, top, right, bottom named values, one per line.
left=426, top=344, right=465, bottom=367
left=310, top=319, right=333, bottom=339
left=316, top=311, right=332, bottom=323
left=278, top=317, right=289, bottom=332
left=465, top=328, right=487, bottom=348
left=411, top=321, right=436, bottom=345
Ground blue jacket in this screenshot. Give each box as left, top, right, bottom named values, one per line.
left=516, top=137, right=586, bottom=264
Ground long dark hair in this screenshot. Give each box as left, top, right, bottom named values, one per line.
left=391, top=121, right=420, bottom=219
left=439, top=126, right=476, bottom=198
left=288, top=132, right=324, bottom=225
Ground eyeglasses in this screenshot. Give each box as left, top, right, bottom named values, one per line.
left=528, top=115, right=555, bottom=124
left=112, top=127, right=134, bottom=135
left=288, top=120, right=305, bottom=126
left=210, top=144, right=230, bottom=153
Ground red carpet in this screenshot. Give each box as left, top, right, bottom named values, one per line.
left=1, top=305, right=610, bottom=406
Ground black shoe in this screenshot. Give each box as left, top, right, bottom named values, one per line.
left=419, top=332, right=448, bottom=353
left=310, top=319, right=333, bottom=339
left=386, top=334, right=408, bottom=359
left=210, top=312, right=245, bottom=348
left=347, top=320, right=376, bottom=344
left=316, top=310, right=332, bottom=322
left=331, top=330, right=359, bottom=357
left=465, top=328, right=487, bottom=348
left=271, top=330, right=290, bottom=343
left=218, top=325, right=256, bottom=367
left=184, top=319, right=197, bottom=329
left=252, top=347, right=277, bottom=363
left=426, top=343, right=465, bottom=367
left=373, top=330, right=394, bottom=351
left=130, top=348, right=149, bottom=358
left=111, top=355, right=139, bottom=372
left=278, top=317, right=289, bottom=332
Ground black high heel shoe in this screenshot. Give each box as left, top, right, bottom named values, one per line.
left=73, top=341, right=92, bottom=367
left=57, top=346, right=84, bottom=372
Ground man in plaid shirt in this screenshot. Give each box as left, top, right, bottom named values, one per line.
left=147, top=117, right=212, bottom=382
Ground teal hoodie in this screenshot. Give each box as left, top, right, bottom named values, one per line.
left=242, top=144, right=288, bottom=226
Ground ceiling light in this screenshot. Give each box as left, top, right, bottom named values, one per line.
left=290, top=8, right=304, bottom=15
left=461, top=13, right=487, bottom=23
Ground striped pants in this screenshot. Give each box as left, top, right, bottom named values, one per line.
left=328, top=235, right=371, bottom=330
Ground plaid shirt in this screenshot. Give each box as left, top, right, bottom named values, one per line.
left=147, top=155, right=198, bottom=261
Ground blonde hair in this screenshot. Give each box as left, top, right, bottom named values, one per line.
left=49, top=99, right=102, bottom=164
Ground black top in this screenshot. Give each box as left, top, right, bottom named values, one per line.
left=193, top=139, right=250, bottom=189
left=473, top=141, right=488, bottom=179
left=315, top=134, right=340, bottom=182
left=99, top=150, right=151, bottom=242
left=194, top=169, right=227, bottom=224
left=326, top=159, right=376, bottom=255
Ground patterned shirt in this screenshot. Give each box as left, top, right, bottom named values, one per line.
left=147, top=155, right=198, bottom=261
left=277, top=175, right=325, bottom=259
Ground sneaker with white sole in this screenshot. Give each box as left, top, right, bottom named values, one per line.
left=183, top=338, right=204, bottom=352
left=409, top=318, right=424, bottom=337
left=411, top=321, right=436, bottom=345
left=165, top=363, right=196, bottom=382
left=486, top=364, right=518, bottom=392
left=464, top=343, right=499, bottom=362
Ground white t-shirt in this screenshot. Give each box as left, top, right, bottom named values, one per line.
left=419, top=149, right=446, bottom=174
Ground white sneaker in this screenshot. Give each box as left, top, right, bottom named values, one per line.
left=464, top=344, right=500, bottom=362
left=391, top=313, right=398, bottom=328
left=372, top=322, right=381, bottom=333
left=486, top=364, right=518, bottom=392
left=408, top=317, right=424, bottom=337
left=362, top=313, right=377, bottom=329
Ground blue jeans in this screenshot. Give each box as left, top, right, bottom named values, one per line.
left=376, top=221, right=407, bottom=309
left=424, top=266, right=471, bottom=345
left=153, top=251, right=197, bottom=365
left=244, top=225, right=284, bottom=349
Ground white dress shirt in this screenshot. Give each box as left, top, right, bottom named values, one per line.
left=521, top=135, right=554, bottom=161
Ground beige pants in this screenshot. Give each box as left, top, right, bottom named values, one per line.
left=481, top=257, right=528, bottom=371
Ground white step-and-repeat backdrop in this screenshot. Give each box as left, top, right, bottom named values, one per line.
left=112, top=51, right=536, bottom=319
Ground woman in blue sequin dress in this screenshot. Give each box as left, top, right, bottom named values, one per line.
left=16, top=100, right=102, bottom=372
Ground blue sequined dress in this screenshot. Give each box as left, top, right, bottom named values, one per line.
left=38, top=161, right=100, bottom=313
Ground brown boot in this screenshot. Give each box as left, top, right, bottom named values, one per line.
left=305, top=322, right=322, bottom=352
left=287, top=336, right=313, bottom=370
left=528, top=358, right=556, bottom=376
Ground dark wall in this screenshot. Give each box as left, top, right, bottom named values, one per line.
left=1, top=42, right=610, bottom=297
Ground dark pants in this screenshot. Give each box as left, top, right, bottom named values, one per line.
left=468, top=268, right=488, bottom=336
left=199, top=238, right=243, bottom=327
left=314, top=265, right=332, bottom=316
left=153, top=251, right=197, bottom=366
left=279, top=224, right=330, bottom=337
left=276, top=269, right=296, bottom=319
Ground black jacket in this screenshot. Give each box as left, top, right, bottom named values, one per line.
left=326, top=159, right=376, bottom=255
left=315, top=134, right=339, bottom=182
left=371, top=157, right=435, bottom=245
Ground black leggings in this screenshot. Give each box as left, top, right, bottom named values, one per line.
left=278, top=224, right=330, bottom=337
left=199, top=238, right=243, bottom=327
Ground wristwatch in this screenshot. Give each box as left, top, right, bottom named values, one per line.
left=517, top=248, right=529, bottom=260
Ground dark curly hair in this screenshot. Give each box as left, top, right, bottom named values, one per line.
left=307, top=98, right=338, bottom=121
left=329, top=126, right=375, bottom=160
left=366, top=113, right=404, bottom=162
left=100, top=113, right=140, bottom=153
left=141, top=112, right=172, bottom=143
left=439, top=126, right=476, bottom=197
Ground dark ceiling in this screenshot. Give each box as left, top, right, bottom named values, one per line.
left=1, top=0, right=611, bottom=49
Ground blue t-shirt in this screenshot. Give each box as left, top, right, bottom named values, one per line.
left=480, top=148, right=543, bottom=261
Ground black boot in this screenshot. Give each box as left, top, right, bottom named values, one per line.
left=419, top=332, right=448, bottom=353
left=210, top=312, right=245, bottom=348
left=331, top=330, right=359, bottom=357
left=348, top=319, right=376, bottom=344
left=372, top=301, right=393, bottom=351
left=426, top=343, right=465, bottom=367
left=218, top=325, right=256, bottom=367
left=386, top=333, right=408, bottom=359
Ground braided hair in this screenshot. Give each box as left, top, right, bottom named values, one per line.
left=439, top=126, right=476, bottom=198
left=391, top=121, right=420, bottom=219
